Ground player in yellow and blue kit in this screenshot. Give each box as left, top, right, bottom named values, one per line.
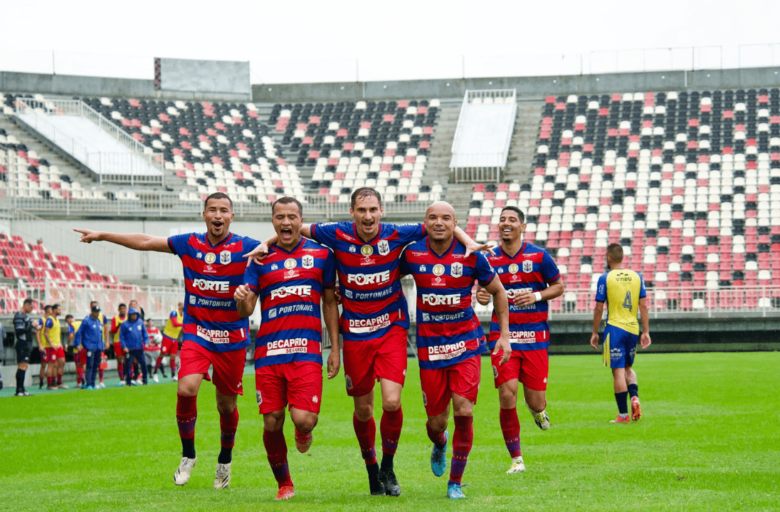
left=590, top=244, right=651, bottom=423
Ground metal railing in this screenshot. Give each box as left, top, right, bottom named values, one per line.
left=466, top=89, right=517, bottom=103
left=13, top=97, right=164, bottom=185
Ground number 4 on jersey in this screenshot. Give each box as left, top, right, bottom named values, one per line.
left=622, top=291, right=632, bottom=312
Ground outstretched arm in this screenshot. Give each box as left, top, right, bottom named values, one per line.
left=74, top=229, right=171, bottom=253
left=244, top=224, right=315, bottom=263
left=453, top=226, right=490, bottom=258
left=484, top=275, right=511, bottom=365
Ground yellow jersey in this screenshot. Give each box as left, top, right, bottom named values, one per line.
left=111, top=315, right=127, bottom=343
left=38, top=317, right=50, bottom=348
left=69, top=320, right=82, bottom=340
left=594, top=269, right=646, bottom=335
left=45, top=316, right=63, bottom=347
left=163, top=310, right=184, bottom=339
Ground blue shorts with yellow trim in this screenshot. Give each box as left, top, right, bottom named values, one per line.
left=602, top=324, right=638, bottom=369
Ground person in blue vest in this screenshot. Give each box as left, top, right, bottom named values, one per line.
left=120, top=307, right=149, bottom=386
left=74, top=306, right=110, bottom=390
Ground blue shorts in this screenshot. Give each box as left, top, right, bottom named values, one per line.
left=603, top=325, right=638, bottom=369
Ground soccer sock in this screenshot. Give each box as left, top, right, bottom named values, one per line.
left=615, top=391, right=629, bottom=415
left=449, top=416, right=474, bottom=485
left=218, top=408, right=239, bottom=464
left=170, top=357, right=176, bottom=374
left=426, top=421, right=448, bottom=448
left=154, top=357, right=162, bottom=374
left=76, top=366, right=84, bottom=385
left=176, top=393, right=198, bottom=458
left=499, top=407, right=522, bottom=459
left=16, top=368, right=25, bottom=392
left=47, top=376, right=53, bottom=386
left=353, top=415, right=378, bottom=466
left=57, top=374, right=62, bottom=386
left=117, top=363, right=124, bottom=381
left=98, top=369, right=104, bottom=383
left=263, top=429, right=293, bottom=488
left=628, top=384, right=639, bottom=399
left=380, top=407, right=403, bottom=471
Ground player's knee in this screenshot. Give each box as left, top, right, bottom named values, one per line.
left=295, top=414, right=318, bottom=434
left=526, top=395, right=546, bottom=412
left=498, top=387, right=516, bottom=407
left=354, top=404, right=373, bottom=422
left=428, top=415, right=447, bottom=432
left=263, top=411, right=285, bottom=431
left=382, top=397, right=401, bottom=412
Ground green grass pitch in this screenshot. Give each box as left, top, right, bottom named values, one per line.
left=0, top=352, right=778, bottom=511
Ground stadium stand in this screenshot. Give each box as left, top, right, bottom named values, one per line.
left=469, top=89, right=780, bottom=314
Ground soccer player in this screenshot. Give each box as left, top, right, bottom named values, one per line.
left=13, top=298, right=35, bottom=396
left=590, top=243, right=652, bottom=423
left=476, top=206, right=564, bottom=473
left=44, top=304, right=68, bottom=390
left=158, top=302, right=184, bottom=381
left=120, top=307, right=149, bottom=386
left=245, top=188, right=485, bottom=496
left=235, top=197, right=340, bottom=500
left=75, top=192, right=260, bottom=489
left=37, top=305, right=52, bottom=389
left=89, top=300, right=109, bottom=388
left=74, top=306, right=107, bottom=390
left=145, top=319, right=163, bottom=383
left=399, top=201, right=511, bottom=499
left=110, top=303, right=128, bottom=385
left=66, top=314, right=85, bottom=388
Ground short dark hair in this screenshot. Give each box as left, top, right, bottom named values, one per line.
left=23, top=298, right=33, bottom=306
left=500, top=206, right=525, bottom=223
left=89, top=300, right=97, bottom=306
left=351, top=187, right=382, bottom=209
left=65, top=315, right=73, bottom=321
left=119, top=303, right=127, bottom=309
left=44, top=305, right=52, bottom=311
left=607, top=243, right=624, bottom=263
left=204, top=192, right=233, bottom=211
left=272, top=196, right=303, bottom=216
left=52, top=304, right=60, bottom=310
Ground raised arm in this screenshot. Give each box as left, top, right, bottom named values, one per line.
left=234, top=285, right=258, bottom=319
left=590, top=302, right=604, bottom=350
left=74, top=229, right=171, bottom=253
left=243, top=224, right=315, bottom=263
left=483, top=275, right=511, bottom=365
left=638, top=297, right=651, bottom=349
left=322, top=287, right=341, bottom=379
left=454, top=226, right=490, bottom=258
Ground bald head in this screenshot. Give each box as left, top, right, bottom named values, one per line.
left=425, top=201, right=458, bottom=244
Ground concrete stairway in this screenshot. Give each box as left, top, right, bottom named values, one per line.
left=503, top=98, right=544, bottom=185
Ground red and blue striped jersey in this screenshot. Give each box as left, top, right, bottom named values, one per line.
left=485, top=243, right=561, bottom=351
left=244, top=238, right=335, bottom=368
left=167, top=232, right=260, bottom=352
left=310, top=221, right=426, bottom=342
left=400, top=238, right=496, bottom=369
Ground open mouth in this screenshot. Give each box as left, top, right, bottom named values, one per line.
left=212, top=221, right=224, bottom=230
left=280, top=228, right=293, bottom=239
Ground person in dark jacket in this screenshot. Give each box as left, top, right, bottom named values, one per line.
left=13, top=299, right=36, bottom=396
left=74, top=306, right=109, bottom=390
left=120, top=307, right=149, bottom=386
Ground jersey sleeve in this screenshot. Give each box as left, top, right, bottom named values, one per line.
left=393, top=223, right=427, bottom=244
left=541, top=250, right=562, bottom=283
left=169, top=311, right=177, bottom=319
left=474, top=252, right=497, bottom=287
left=398, top=248, right=411, bottom=277
left=595, top=274, right=608, bottom=303
left=242, top=236, right=261, bottom=254
left=309, top=222, right=344, bottom=249
left=322, top=250, right=336, bottom=288
left=167, top=233, right=191, bottom=258
left=45, top=318, right=53, bottom=329
left=243, top=261, right=263, bottom=293
left=639, top=274, right=647, bottom=299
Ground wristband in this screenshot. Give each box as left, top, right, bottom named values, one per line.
left=533, top=292, right=542, bottom=303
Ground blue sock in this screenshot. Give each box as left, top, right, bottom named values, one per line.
left=615, top=392, right=628, bottom=415
left=627, top=384, right=638, bottom=399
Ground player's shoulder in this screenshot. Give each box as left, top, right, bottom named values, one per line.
left=301, top=238, right=331, bottom=253
left=523, top=242, right=550, bottom=256
left=403, top=237, right=428, bottom=252
left=381, top=221, right=420, bottom=234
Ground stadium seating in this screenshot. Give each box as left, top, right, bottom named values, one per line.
left=469, top=89, right=780, bottom=312
left=270, top=99, right=442, bottom=204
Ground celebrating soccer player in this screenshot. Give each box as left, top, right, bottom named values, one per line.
left=476, top=206, right=564, bottom=473
left=75, top=192, right=260, bottom=489
left=399, top=201, right=511, bottom=500
left=234, top=197, right=340, bottom=501
left=245, top=188, right=485, bottom=496
left=590, top=243, right=651, bottom=423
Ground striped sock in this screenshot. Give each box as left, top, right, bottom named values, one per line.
left=449, top=415, right=473, bottom=485
left=426, top=421, right=447, bottom=448
left=264, top=429, right=293, bottom=488
left=380, top=407, right=403, bottom=470
left=176, top=393, right=197, bottom=458
left=499, top=407, right=522, bottom=459
left=353, top=415, right=378, bottom=466
left=218, top=408, right=239, bottom=464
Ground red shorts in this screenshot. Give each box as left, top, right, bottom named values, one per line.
left=46, top=346, right=65, bottom=361
left=255, top=361, right=322, bottom=415
left=178, top=340, right=246, bottom=396
left=420, top=356, right=481, bottom=417
left=342, top=325, right=408, bottom=397
left=113, top=342, right=124, bottom=357
left=491, top=349, right=549, bottom=391
left=75, top=348, right=88, bottom=365
left=161, top=335, right=179, bottom=355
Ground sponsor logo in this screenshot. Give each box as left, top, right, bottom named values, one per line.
left=610, top=347, right=622, bottom=360
left=220, top=250, right=231, bottom=265
left=492, top=365, right=498, bottom=379
left=270, top=285, right=312, bottom=300
left=271, top=264, right=278, bottom=271
left=419, top=264, right=427, bottom=272
left=345, top=375, right=353, bottom=390
left=522, top=260, right=533, bottom=273
left=205, top=253, right=217, bottom=264
left=598, top=284, right=605, bottom=295
left=189, top=295, right=196, bottom=305
left=287, top=269, right=298, bottom=278
left=428, top=341, right=467, bottom=360
left=284, top=258, right=297, bottom=269
left=302, top=255, right=314, bottom=269
left=508, top=263, right=519, bottom=274
left=348, top=313, right=392, bottom=333
left=137, top=325, right=142, bottom=330
left=256, top=390, right=262, bottom=405
left=378, top=240, right=390, bottom=256
left=313, top=395, right=319, bottom=404
left=196, top=325, right=230, bottom=344
left=87, top=351, right=92, bottom=357
left=422, top=312, right=430, bottom=322
left=266, top=337, right=309, bottom=356
left=510, top=331, right=539, bottom=343
left=543, top=377, right=547, bottom=384
left=349, top=245, right=357, bottom=253
left=268, top=308, right=277, bottom=319
left=506, top=287, right=532, bottom=299
left=421, top=293, right=461, bottom=306
left=451, top=262, right=463, bottom=278
left=361, top=245, right=374, bottom=257
left=432, top=264, right=445, bottom=276
left=193, top=279, right=230, bottom=293
left=346, top=270, right=391, bottom=286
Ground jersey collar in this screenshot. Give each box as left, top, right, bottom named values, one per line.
left=271, top=237, right=305, bottom=255
left=500, top=241, right=527, bottom=260
left=352, top=222, right=382, bottom=245
left=427, top=237, right=457, bottom=259
left=204, top=231, right=233, bottom=249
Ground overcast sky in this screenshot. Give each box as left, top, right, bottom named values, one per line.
left=2, top=0, right=780, bottom=83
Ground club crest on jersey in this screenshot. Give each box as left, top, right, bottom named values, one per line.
left=451, top=262, right=463, bottom=278
left=284, top=258, right=297, bottom=269
left=345, top=375, right=353, bottom=390
left=205, top=253, right=217, bottom=264
left=378, top=240, right=390, bottom=256
left=522, top=260, right=533, bottom=273
left=492, top=365, right=499, bottom=379
left=422, top=392, right=428, bottom=407
left=361, top=245, right=373, bottom=257
left=302, top=255, right=314, bottom=269
left=349, top=245, right=357, bottom=253
left=432, top=264, right=445, bottom=276
left=256, top=390, right=263, bottom=405
left=509, top=263, right=519, bottom=274
left=220, top=250, right=231, bottom=265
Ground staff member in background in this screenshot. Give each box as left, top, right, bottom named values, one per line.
left=129, top=300, right=146, bottom=383
left=13, top=298, right=36, bottom=396
left=120, top=307, right=149, bottom=386
left=145, top=319, right=163, bottom=383
left=74, top=306, right=108, bottom=390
